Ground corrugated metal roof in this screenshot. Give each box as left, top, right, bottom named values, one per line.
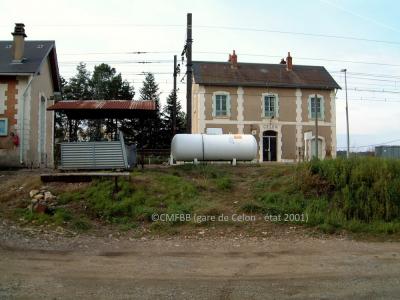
left=193, top=61, right=341, bottom=90
left=47, top=100, right=156, bottom=111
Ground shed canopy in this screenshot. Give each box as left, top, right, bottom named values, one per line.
left=47, top=100, right=156, bottom=119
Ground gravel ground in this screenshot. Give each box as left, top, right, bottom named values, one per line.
left=1, top=221, right=400, bottom=299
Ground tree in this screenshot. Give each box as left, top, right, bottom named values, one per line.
left=55, top=77, right=69, bottom=140
left=89, top=64, right=135, bottom=140
left=63, top=63, right=92, bottom=100
left=60, top=63, right=135, bottom=141
left=138, top=73, right=162, bottom=149
left=60, top=64, right=93, bottom=141
left=91, top=63, right=134, bottom=100
left=162, top=89, right=186, bottom=146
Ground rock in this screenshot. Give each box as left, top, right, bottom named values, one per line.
left=33, top=193, right=44, bottom=200
left=29, top=189, right=40, bottom=198
left=44, top=191, right=55, bottom=201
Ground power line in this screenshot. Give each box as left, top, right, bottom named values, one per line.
left=331, top=71, right=400, bottom=80
left=337, top=138, right=400, bottom=149
left=5, top=22, right=400, bottom=45
left=194, top=25, right=400, bottom=46
left=59, top=60, right=171, bottom=64
left=348, top=87, right=400, bottom=94
left=336, top=98, right=400, bottom=103
left=59, top=50, right=400, bottom=68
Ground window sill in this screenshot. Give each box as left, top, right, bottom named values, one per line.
left=213, top=116, right=231, bottom=119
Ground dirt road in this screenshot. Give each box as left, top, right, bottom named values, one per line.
left=1, top=227, right=400, bottom=300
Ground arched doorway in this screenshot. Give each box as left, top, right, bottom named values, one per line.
left=263, top=130, right=277, bottom=161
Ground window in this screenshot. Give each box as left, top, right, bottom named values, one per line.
left=0, top=118, right=8, bottom=136
left=308, top=95, right=324, bottom=120
left=264, top=95, right=276, bottom=117
left=0, top=83, right=7, bottom=114
left=213, top=92, right=230, bottom=117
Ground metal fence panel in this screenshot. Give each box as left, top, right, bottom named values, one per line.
left=60, top=140, right=128, bottom=170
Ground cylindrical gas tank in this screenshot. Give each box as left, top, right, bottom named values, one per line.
left=171, top=134, right=257, bottom=161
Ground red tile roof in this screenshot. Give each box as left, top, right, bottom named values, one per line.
left=47, top=100, right=156, bottom=111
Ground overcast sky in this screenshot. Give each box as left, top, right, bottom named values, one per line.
left=1, top=0, right=399, bottom=150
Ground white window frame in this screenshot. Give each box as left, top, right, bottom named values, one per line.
left=0, top=118, right=8, bottom=136
left=262, top=93, right=279, bottom=118
left=308, top=94, right=325, bottom=121
left=212, top=91, right=231, bottom=117
left=0, top=83, right=7, bottom=114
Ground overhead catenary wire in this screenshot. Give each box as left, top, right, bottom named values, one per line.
left=58, top=50, right=400, bottom=68
left=4, top=22, right=400, bottom=45
left=337, top=138, right=400, bottom=149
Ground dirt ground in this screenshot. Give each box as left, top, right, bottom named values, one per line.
left=1, top=220, right=400, bottom=300
left=1, top=169, right=400, bottom=299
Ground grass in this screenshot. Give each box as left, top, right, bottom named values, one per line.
left=10, top=157, right=400, bottom=236
left=16, top=207, right=91, bottom=232
left=55, top=167, right=228, bottom=228
left=240, top=157, right=400, bottom=234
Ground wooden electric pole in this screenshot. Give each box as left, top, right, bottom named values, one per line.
left=314, top=93, right=319, bottom=159
left=186, top=13, right=193, bottom=133
left=172, top=55, right=177, bottom=136
left=341, top=68, right=350, bottom=158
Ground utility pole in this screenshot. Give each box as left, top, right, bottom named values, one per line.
left=314, top=93, right=319, bottom=159
left=186, top=13, right=193, bottom=133
left=341, top=69, right=350, bottom=158
left=172, top=55, right=177, bottom=136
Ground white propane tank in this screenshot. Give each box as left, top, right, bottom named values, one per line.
left=171, top=134, right=257, bottom=161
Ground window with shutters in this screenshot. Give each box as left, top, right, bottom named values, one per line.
left=308, top=95, right=325, bottom=120
left=212, top=92, right=231, bottom=117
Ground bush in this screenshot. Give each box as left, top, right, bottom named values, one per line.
left=297, top=157, right=400, bottom=222
left=244, top=157, right=400, bottom=234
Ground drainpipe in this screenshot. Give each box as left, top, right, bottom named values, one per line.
left=20, top=75, right=34, bottom=164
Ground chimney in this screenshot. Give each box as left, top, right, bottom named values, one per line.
left=228, top=50, right=238, bottom=69
left=12, top=23, right=27, bottom=63
left=286, top=52, right=292, bottom=71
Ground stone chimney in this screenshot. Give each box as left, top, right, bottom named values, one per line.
left=286, top=52, right=292, bottom=71
left=12, top=23, right=27, bottom=63
left=228, top=50, right=238, bottom=69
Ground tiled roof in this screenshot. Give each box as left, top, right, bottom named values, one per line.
left=0, top=41, right=61, bottom=91
left=193, top=61, right=341, bottom=90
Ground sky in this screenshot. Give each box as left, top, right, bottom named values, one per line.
left=1, top=0, right=399, bottom=151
